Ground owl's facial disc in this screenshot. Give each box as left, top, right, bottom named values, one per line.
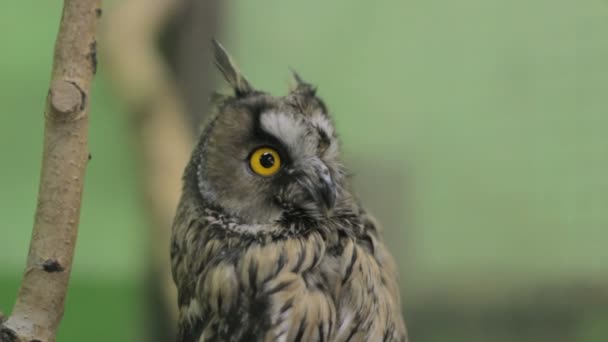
left=250, top=109, right=339, bottom=215
left=246, top=144, right=337, bottom=213
left=200, top=90, right=342, bottom=223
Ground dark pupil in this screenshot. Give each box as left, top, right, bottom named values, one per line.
left=259, top=152, right=275, bottom=168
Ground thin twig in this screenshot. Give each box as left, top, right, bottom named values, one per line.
left=0, top=1, right=101, bottom=341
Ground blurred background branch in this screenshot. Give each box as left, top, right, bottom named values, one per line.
left=101, top=0, right=190, bottom=338
left=101, top=0, right=221, bottom=340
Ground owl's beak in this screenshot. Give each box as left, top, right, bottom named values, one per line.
left=294, top=160, right=336, bottom=212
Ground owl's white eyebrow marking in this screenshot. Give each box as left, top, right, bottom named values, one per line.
left=259, top=111, right=303, bottom=150
left=308, top=111, right=338, bottom=157
left=309, top=111, right=334, bottom=139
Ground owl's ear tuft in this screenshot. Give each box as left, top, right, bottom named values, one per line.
left=290, top=69, right=317, bottom=97
left=209, top=91, right=230, bottom=107
left=212, top=39, right=254, bottom=97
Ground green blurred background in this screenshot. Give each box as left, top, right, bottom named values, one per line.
left=1, top=1, right=607, bottom=341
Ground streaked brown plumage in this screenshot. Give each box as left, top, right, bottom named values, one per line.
left=171, top=40, right=407, bottom=342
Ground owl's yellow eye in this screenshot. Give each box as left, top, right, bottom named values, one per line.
left=249, top=147, right=282, bottom=177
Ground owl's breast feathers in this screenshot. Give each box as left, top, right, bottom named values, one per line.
left=171, top=197, right=407, bottom=342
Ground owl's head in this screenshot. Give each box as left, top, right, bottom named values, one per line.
left=192, top=40, right=347, bottom=224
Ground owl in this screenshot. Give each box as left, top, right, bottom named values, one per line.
left=170, top=40, right=408, bottom=342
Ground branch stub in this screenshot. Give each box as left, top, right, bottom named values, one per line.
left=50, top=80, right=84, bottom=116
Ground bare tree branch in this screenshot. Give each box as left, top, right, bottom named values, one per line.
left=0, top=1, right=101, bottom=341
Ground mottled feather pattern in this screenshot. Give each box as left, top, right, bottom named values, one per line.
left=172, top=172, right=406, bottom=341
left=171, top=41, right=407, bottom=341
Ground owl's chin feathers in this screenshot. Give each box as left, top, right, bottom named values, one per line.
left=198, top=191, right=335, bottom=236
left=197, top=167, right=343, bottom=229
left=194, top=183, right=346, bottom=240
